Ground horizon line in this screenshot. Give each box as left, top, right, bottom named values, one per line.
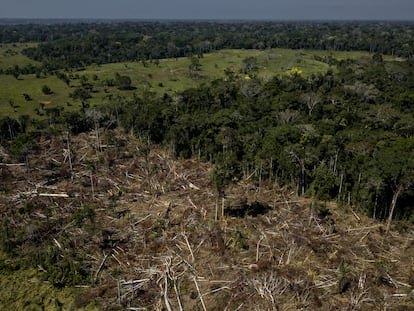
left=0, top=17, right=413, bottom=24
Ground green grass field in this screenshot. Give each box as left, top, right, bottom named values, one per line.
left=0, top=45, right=396, bottom=120
left=0, top=43, right=40, bottom=69
left=0, top=251, right=97, bottom=310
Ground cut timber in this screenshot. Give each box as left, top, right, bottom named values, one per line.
left=193, top=277, right=207, bottom=311
left=183, top=233, right=195, bottom=263
left=164, top=274, right=173, bottom=311
left=188, top=182, right=200, bottom=190
left=17, top=191, right=69, bottom=199
left=386, top=184, right=404, bottom=235
left=39, top=193, right=69, bottom=198
left=95, top=251, right=112, bottom=283
left=349, top=206, right=361, bottom=221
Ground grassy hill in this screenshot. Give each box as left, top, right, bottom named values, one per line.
left=0, top=43, right=40, bottom=69
left=0, top=45, right=394, bottom=120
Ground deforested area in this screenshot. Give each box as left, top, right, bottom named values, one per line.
left=0, top=20, right=414, bottom=310
left=1, top=128, right=413, bottom=310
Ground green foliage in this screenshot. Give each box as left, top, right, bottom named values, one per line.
left=337, top=260, right=350, bottom=294
left=211, top=151, right=241, bottom=192
left=41, top=84, right=53, bottom=95
left=0, top=43, right=374, bottom=121
left=71, top=205, right=95, bottom=228
left=63, top=111, right=93, bottom=134
left=309, top=162, right=338, bottom=201
left=35, top=246, right=91, bottom=287
left=0, top=116, right=21, bottom=142
left=115, top=73, right=133, bottom=90
left=372, top=53, right=383, bottom=63
left=315, top=203, right=332, bottom=220
left=22, top=93, right=32, bottom=101
left=70, top=87, right=92, bottom=101
left=0, top=217, right=14, bottom=253
left=0, top=257, right=20, bottom=273
left=241, top=56, right=258, bottom=74
left=56, top=71, right=70, bottom=85
left=211, top=167, right=226, bottom=193
left=8, top=132, right=33, bottom=161
left=13, top=21, right=412, bottom=71
left=189, top=56, right=201, bottom=71
left=230, top=229, right=249, bottom=250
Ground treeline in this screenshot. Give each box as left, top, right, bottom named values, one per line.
left=0, top=64, right=43, bottom=78
left=2, top=53, right=413, bottom=223
left=0, top=21, right=411, bottom=70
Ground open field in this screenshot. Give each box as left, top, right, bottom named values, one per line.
left=0, top=45, right=397, bottom=120
left=0, top=43, right=40, bottom=69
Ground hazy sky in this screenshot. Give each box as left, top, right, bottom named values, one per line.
left=1, top=0, right=413, bottom=20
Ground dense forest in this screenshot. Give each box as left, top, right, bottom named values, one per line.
left=0, top=21, right=413, bottom=71
left=1, top=20, right=414, bottom=310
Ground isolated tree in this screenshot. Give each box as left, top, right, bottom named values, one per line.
left=115, top=73, right=133, bottom=90
left=22, top=93, right=32, bottom=101
left=41, top=85, right=52, bottom=95
left=12, top=65, right=20, bottom=80
left=188, top=56, right=202, bottom=79
left=70, top=87, right=92, bottom=101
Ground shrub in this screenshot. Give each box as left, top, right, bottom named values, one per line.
left=41, top=85, right=52, bottom=95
